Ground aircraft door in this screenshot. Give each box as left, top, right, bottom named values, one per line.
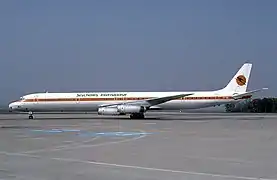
left=29, top=94, right=40, bottom=112
left=75, top=97, right=81, bottom=111
left=76, top=97, right=80, bottom=104
left=34, top=95, right=39, bottom=104
left=34, top=94, right=45, bottom=105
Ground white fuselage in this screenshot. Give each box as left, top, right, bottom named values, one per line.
left=8, top=63, right=256, bottom=118
left=8, top=91, right=247, bottom=113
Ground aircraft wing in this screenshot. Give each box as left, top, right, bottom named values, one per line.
left=99, top=93, right=193, bottom=108
left=232, top=88, right=268, bottom=100
left=145, top=93, right=193, bottom=106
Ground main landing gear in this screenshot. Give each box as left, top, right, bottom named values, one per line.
left=130, top=113, right=145, bottom=119
left=28, top=111, right=34, bottom=119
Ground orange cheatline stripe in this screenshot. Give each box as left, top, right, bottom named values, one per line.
left=18, top=96, right=251, bottom=102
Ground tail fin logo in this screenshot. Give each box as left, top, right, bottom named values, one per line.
left=236, top=75, right=247, bottom=86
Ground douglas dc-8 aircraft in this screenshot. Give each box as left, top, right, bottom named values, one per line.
left=9, top=63, right=267, bottom=119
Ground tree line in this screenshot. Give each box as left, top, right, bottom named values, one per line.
left=225, top=98, right=277, bottom=113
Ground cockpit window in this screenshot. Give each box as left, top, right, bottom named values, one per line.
left=20, top=97, right=25, bottom=100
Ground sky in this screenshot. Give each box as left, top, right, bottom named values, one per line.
left=0, top=0, right=276, bottom=104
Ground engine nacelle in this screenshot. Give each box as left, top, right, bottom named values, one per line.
left=98, top=107, right=120, bottom=115
left=117, top=105, right=146, bottom=114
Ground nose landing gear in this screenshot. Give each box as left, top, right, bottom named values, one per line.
left=28, top=111, right=34, bottom=119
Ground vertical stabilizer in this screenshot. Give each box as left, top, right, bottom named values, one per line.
left=220, top=63, right=252, bottom=93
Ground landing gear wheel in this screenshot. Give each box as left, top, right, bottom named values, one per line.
left=28, top=111, right=34, bottom=119
left=140, top=113, right=145, bottom=119
left=130, top=113, right=145, bottom=119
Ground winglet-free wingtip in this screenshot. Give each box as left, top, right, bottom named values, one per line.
left=262, top=87, right=269, bottom=90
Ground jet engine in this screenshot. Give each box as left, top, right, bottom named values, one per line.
left=97, top=105, right=146, bottom=115
left=117, top=105, right=146, bottom=114
left=98, top=107, right=120, bottom=115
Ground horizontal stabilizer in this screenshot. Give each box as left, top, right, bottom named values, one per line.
left=232, top=88, right=268, bottom=100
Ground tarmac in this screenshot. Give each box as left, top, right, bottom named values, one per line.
left=0, top=112, right=276, bottom=180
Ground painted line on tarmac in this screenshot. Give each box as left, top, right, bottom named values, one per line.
left=23, top=130, right=149, bottom=153
left=181, top=121, right=208, bottom=123
left=21, top=136, right=99, bottom=154
left=31, top=129, right=81, bottom=133
left=29, top=128, right=154, bottom=137
left=78, top=131, right=153, bottom=137
left=0, top=151, right=275, bottom=180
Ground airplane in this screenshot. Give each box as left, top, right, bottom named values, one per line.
left=8, top=63, right=267, bottom=119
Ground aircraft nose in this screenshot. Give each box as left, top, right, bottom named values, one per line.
left=9, top=102, right=15, bottom=110
left=9, top=102, right=21, bottom=111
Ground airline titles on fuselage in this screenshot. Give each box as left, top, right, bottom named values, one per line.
left=76, top=93, right=128, bottom=97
